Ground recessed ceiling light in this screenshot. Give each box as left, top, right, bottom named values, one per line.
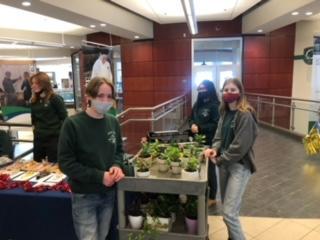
left=305, top=12, right=313, bottom=16
left=134, top=35, right=140, bottom=39
left=90, top=24, right=96, bottom=28
left=100, top=23, right=106, bottom=27
left=22, top=1, right=31, bottom=7
left=70, top=46, right=75, bottom=49
left=257, top=29, right=263, bottom=33
left=291, top=11, right=299, bottom=16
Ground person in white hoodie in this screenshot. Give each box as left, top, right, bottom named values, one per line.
left=91, top=50, right=113, bottom=83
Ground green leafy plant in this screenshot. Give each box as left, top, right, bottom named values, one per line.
left=139, top=143, right=151, bottom=158
left=164, top=145, right=181, bottom=163
left=149, top=140, right=161, bottom=158
left=184, top=196, right=198, bottom=220
left=184, top=156, right=199, bottom=172
left=194, top=134, right=206, bottom=146
left=128, top=221, right=159, bottom=240
left=135, top=157, right=150, bottom=172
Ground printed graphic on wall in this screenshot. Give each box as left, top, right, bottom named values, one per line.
left=83, top=47, right=113, bottom=85
left=0, top=63, right=35, bottom=120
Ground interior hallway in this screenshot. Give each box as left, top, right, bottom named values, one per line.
left=208, top=126, right=320, bottom=239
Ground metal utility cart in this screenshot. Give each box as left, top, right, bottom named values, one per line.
left=117, top=160, right=209, bottom=240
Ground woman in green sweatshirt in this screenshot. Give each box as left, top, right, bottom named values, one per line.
left=58, top=77, right=124, bottom=240
left=204, top=78, right=258, bottom=240
left=30, top=72, right=67, bottom=162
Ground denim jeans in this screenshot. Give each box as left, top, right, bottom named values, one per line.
left=219, top=163, right=251, bottom=240
left=71, top=190, right=115, bottom=240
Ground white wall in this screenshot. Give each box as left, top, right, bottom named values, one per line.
left=292, top=19, right=320, bottom=134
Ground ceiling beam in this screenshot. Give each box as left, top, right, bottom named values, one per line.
left=242, top=0, right=320, bottom=33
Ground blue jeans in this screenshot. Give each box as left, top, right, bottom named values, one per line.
left=71, top=190, right=115, bottom=240
left=219, top=163, right=251, bottom=240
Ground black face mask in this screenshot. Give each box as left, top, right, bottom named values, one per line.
left=198, top=92, right=210, bottom=101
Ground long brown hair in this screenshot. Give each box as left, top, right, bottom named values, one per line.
left=220, top=78, right=255, bottom=115
left=30, top=72, right=55, bottom=103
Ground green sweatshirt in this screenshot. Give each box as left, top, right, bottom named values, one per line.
left=31, top=94, right=67, bottom=138
left=58, top=111, right=124, bottom=194
left=212, top=110, right=258, bottom=173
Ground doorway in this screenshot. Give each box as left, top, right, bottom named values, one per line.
left=192, top=37, right=242, bottom=105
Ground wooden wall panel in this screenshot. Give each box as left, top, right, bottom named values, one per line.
left=121, top=42, right=153, bottom=63
left=153, top=61, right=191, bottom=77
left=154, top=91, right=185, bottom=105
left=122, top=62, right=153, bottom=77
left=86, top=32, right=122, bottom=45
left=153, top=76, right=190, bottom=91
left=243, top=36, right=270, bottom=58
left=244, top=59, right=270, bottom=74
left=270, top=59, right=293, bottom=73
left=154, top=18, right=242, bottom=40
left=123, top=77, right=154, bottom=91
left=243, top=24, right=295, bottom=128
left=153, top=40, right=191, bottom=61
left=124, top=91, right=154, bottom=107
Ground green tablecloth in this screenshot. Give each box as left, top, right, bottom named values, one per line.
left=0, top=106, right=31, bottom=120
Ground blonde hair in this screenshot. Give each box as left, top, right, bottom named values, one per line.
left=220, top=78, right=255, bottom=115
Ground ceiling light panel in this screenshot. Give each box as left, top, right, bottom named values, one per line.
left=112, top=0, right=185, bottom=23
left=0, top=4, right=84, bottom=33
left=112, top=0, right=262, bottom=23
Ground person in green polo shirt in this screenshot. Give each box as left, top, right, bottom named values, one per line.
left=30, top=72, right=67, bottom=163
left=58, top=77, right=124, bottom=240
left=204, top=78, right=258, bottom=240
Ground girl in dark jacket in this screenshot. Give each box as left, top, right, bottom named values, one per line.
left=190, top=80, right=220, bottom=206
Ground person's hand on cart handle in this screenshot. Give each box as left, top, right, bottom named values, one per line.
left=109, top=166, right=125, bottom=182
left=103, top=171, right=115, bottom=187
left=204, top=148, right=217, bottom=164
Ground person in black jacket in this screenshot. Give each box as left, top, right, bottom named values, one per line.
left=30, top=72, right=67, bottom=162
left=21, top=71, right=32, bottom=104
left=190, top=80, right=220, bottom=206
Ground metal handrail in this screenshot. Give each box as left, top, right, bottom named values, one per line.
left=247, top=92, right=320, bottom=104
left=119, top=100, right=186, bottom=126
left=116, top=95, right=186, bottom=118
left=246, top=92, right=320, bottom=135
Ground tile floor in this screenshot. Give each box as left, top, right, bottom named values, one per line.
left=208, top=216, right=320, bottom=240
left=208, top=126, right=320, bottom=239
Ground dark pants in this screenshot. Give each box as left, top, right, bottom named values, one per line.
left=208, top=156, right=217, bottom=200
left=33, top=135, right=59, bottom=163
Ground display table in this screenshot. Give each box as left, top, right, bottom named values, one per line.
left=117, top=160, right=209, bottom=240
left=0, top=188, right=77, bottom=240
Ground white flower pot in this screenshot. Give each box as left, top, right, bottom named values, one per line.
left=136, top=170, right=150, bottom=177
left=170, top=161, right=181, bottom=174
left=157, top=158, right=169, bottom=172
left=128, top=215, right=144, bottom=229
left=181, top=169, right=199, bottom=180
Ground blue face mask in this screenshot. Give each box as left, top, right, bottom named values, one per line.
left=91, top=99, right=112, bottom=114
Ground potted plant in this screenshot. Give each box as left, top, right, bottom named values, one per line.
left=181, top=156, right=200, bottom=180
left=128, top=221, right=159, bottom=240
left=146, top=194, right=173, bottom=232
left=127, top=200, right=144, bottom=230
left=157, top=152, right=169, bottom=173
left=184, top=196, right=198, bottom=234
left=135, top=157, right=151, bottom=177
left=149, top=139, right=161, bottom=159
left=139, top=143, right=152, bottom=166
left=165, top=145, right=182, bottom=174
left=194, top=134, right=206, bottom=147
